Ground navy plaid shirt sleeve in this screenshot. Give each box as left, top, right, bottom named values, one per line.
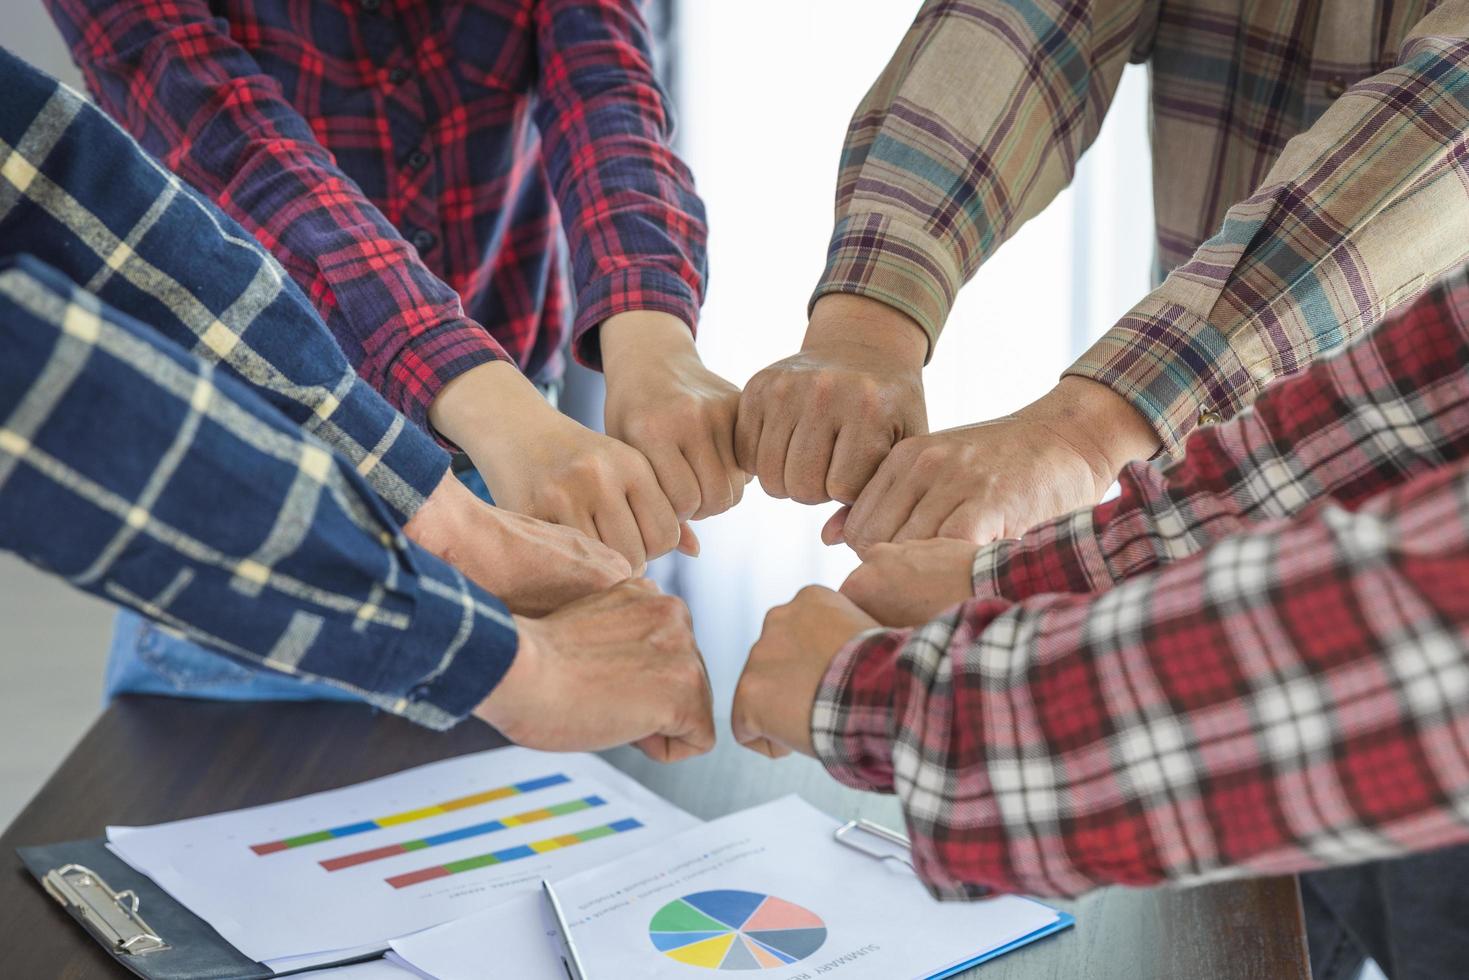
left=0, top=48, right=447, bottom=524
left=532, top=0, right=708, bottom=368
left=0, top=255, right=516, bottom=729
left=41, top=0, right=512, bottom=433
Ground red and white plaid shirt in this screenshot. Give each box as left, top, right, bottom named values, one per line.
left=814, top=268, right=1469, bottom=899
left=45, top=0, right=708, bottom=435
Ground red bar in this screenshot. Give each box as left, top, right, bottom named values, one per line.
left=387, top=865, right=450, bottom=890
left=250, top=841, right=289, bottom=856
left=320, top=843, right=408, bottom=872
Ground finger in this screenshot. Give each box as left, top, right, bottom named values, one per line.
left=646, top=448, right=702, bottom=522
left=684, top=443, right=736, bottom=520
left=676, top=521, right=700, bottom=557
left=821, top=505, right=851, bottom=546
left=734, top=384, right=765, bottom=474
left=844, top=462, right=921, bottom=552
left=739, top=736, right=792, bottom=760
left=593, top=501, right=648, bottom=576
left=936, top=499, right=1005, bottom=545
left=783, top=420, right=838, bottom=505
left=825, top=424, right=893, bottom=504
left=711, top=414, right=748, bottom=511
left=892, top=487, right=962, bottom=544
left=754, top=410, right=797, bottom=499
left=626, top=466, right=682, bottom=561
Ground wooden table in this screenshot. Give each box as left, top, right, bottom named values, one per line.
left=0, top=696, right=1310, bottom=979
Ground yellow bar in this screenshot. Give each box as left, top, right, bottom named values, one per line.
left=377, top=805, right=446, bottom=826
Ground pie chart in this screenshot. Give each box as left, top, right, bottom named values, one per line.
left=648, top=889, right=827, bottom=970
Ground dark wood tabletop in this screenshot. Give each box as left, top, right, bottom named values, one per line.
left=0, top=696, right=1310, bottom=979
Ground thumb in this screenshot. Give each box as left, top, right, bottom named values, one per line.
left=675, top=521, right=700, bottom=557
left=821, top=505, right=851, bottom=546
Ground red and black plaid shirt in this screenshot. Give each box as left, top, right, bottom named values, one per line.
left=46, top=0, right=708, bottom=434
left=815, top=269, right=1469, bottom=899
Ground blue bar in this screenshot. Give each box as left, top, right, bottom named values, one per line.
left=329, top=821, right=380, bottom=838
left=517, top=774, right=572, bottom=793
left=422, top=820, right=505, bottom=847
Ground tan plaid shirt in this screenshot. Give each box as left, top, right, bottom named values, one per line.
left=814, top=0, right=1469, bottom=453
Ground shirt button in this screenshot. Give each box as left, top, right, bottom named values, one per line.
left=407, top=149, right=431, bottom=170
left=1197, top=408, right=1224, bottom=427
left=1324, top=76, right=1347, bottom=99
left=409, top=229, right=436, bottom=252
left=388, top=67, right=411, bottom=85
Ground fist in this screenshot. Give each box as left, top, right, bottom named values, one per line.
left=732, top=586, right=878, bottom=758
left=475, top=580, right=715, bottom=762
left=839, top=538, right=979, bottom=627
left=736, top=295, right=928, bottom=505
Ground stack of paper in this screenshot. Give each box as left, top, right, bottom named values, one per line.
left=106, top=748, right=698, bottom=970
left=391, top=796, right=1071, bottom=979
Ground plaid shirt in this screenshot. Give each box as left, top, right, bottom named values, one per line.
left=0, top=49, right=514, bottom=728
left=813, top=268, right=1469, bottom=898
left=45, top=0, right=708, bottom=435
left=815, top=0, right=1469, bottom=454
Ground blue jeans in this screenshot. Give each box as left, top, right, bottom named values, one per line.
left=103, top=465, right=497, bottom=705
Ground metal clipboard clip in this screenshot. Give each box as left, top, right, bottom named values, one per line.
left=41, top=863, right=170, bottom=955
left=834, top=818, right=916, bottom=872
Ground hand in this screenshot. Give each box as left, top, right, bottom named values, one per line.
left=736, top=294, right=928, bottom=505
left=602, top=311, right=747, bottom=522
left=403, top=471, right=631, bottom=617
left=827, top=377, right=1160, bottom=554
left=732, top=586, right=878, bottom=759
left=839, top=539, right=979, bottom=627
left=429, top=361, right=695, bottom=574
left=474, top=580, right=716, bottom=762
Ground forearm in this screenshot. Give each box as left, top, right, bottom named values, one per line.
left=533, top=0, right=708, bottom=369
left=813, top=0, right=1148, bottom=351
left=0, top=49, right=447, bottom=522
left=1069, top=8, right=1469, bottom=454
left=0, top=257, right=515, bottom=729
left=977, top=269, right=1469, bottom=600
left=45, top=0, right=511, bottom=429
left=816, top=454, right=1469, bottom=897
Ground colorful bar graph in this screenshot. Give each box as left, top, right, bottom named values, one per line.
left=319, top=795, right=607, bottom=871
left=386, top=817, right=645, bottom=889
left=249, top=774, right=571, bottom=855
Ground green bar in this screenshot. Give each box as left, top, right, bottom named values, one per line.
left=443, top=853, right=502, bottom=875
left=547, top=799, right=593, bottom=817
left=401, top=839, right=430, bottom=851
left=281, top=831, right=335, bottom=848
left=576, top=824, right=617, bottom=842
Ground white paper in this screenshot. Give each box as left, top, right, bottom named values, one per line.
left=106, top=747, right=697, bottom=963
left=395, top=796, right=1060, bottom=980
left=390, top=893, right=562, bottom=979
left=295, top=955, right=426, bottom=977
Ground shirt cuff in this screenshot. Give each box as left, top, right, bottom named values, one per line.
left=377, top=318, right=513, bottom=449
left=1065, top=296, right=1257, bottom=457
left=810, top=213, right=964, bottom=361
left=811, top=625, right=910, bottom=793
left=571, top=266, right=701, bottom=370
left=365, top=549, right=520, bottom=731
left=973, top=510, right=1115, bottom=601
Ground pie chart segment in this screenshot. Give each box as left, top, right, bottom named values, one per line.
left=648, top=890, right=827, bottom=971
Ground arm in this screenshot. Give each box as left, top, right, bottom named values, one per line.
left=0, top=50, right=630, bottom=612
left=811, top=451, right=1469, bottom=897
left=530, top=1, right=745, bottom=523
left=1069, top=7, right=1469, bottom=454
left=739, top=0, right=1155, bottom=511
left=0, top=256, right=514, bottom=730
left=42, top=0, right=510, bottom=432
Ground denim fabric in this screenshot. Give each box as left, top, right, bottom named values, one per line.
left=103, top=467, right=498, bottom=705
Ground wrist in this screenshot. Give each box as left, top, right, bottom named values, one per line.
left=601, top=310, right=698, bottom=384
left=428, top=360, right=559, bottom=458
left=803, top=293, right=928, bottom=368
left=474, top=615, right=542, bottom=732
left=1026, top=377, right=1161, bottom=485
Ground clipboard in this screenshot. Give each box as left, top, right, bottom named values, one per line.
left=16, top=839, right=380, bottom=979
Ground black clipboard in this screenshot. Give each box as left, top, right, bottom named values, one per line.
left=17, top=839, right=382, bottom=978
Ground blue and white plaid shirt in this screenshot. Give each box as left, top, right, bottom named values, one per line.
left=0, top=48, right=517, bottom=729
